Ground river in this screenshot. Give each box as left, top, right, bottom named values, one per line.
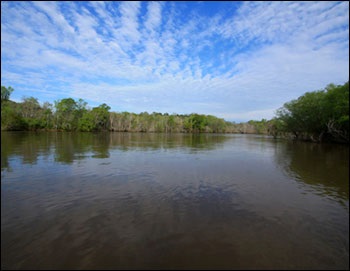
left=1, top=132, right=349, bottom=269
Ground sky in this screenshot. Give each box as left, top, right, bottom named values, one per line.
left=1, top=1, right=349, bottom=122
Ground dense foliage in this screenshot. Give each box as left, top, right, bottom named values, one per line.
left=2, top=82, right=348, bottom=143
left=275, top=81, right=349, bottom=143
left=1, top=86, right=269, bottom=134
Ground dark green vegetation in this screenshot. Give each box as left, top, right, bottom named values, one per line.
left=274, top=81, right=349, bottom=143
left=1, top=81, right=349, bottom=143
left=0, top=86, right=269, bottom=134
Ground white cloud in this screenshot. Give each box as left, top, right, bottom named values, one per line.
left=1, top=1, right=349, bottom=122
left=144, top=2, right=162, bottom=34
left=117, top=1, right=141, bottom=45
left=32, top=1, right=75, bottom=35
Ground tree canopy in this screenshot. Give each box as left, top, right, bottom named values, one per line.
left=1, top=86, right=14, bottom=101
left=276, top=81, right=349, bottom=143
left=1, top=82, right=348, bottom=144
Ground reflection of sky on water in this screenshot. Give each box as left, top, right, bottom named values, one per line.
left=1, top=132, right=349, bottom=269
left=2, top=132, right=349, bottom=206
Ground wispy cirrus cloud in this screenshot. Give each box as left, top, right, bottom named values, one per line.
left=1, top=1, right=348, bottom=121
left=144, top=1, right=162, bottom=34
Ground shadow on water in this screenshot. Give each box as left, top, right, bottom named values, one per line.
left=274, top=139, right=349, bottom=204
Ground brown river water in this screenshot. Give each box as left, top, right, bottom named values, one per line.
left=1, top=132, right=349, bottom=269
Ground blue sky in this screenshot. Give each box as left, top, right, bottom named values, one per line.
left=1, top=1, right=349, bottom=122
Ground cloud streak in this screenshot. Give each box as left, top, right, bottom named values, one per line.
left=1, top=1, right=349, bottom=121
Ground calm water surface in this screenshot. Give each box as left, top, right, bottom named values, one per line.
left=1, top=132, right=349, bottom=269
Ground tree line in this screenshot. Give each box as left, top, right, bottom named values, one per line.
left=273, top=81, right=349, bottom=143
left=1, top=86, right=270, bottom=134
left=1, top=81, right=348, bottom=143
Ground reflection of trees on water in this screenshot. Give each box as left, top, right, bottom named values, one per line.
left=54, top=132, right=111, bottom=162
left=274, top=140, right=349, bottom=203
left=1, top=132, right=111, bottom=167
left=1, top=132, right=230, bottom=168
left=1, top=132, right=53, bottom=171
left=109, top=132, right=228, bottom=152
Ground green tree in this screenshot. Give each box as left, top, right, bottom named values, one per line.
left=54, top=98, right=78, bottom=130
left=92, top=103, right=111, bottom=130
left=42, top=102, right=54, bottom=129
left=206, top=115, right=226, bottom=133
left=1, top=102, right=27, bottom=130
left=184, top=114, right=208, bottom=132
left=1, top=86, right=14, bottom=101
left=21, top=97, right=40, bottom=117
left=78, top=103, right=111, bottom=131
left=267, top=118, right=284, bottom=138
left=323, top=82, right=349, bottom=142
left=276, top=81, right=349, bottom=143
left=167, top=115, right=176, bottom=132
left=78, top=111, right=95, bottom=132
left=20, top=96, right=43, bottom=129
